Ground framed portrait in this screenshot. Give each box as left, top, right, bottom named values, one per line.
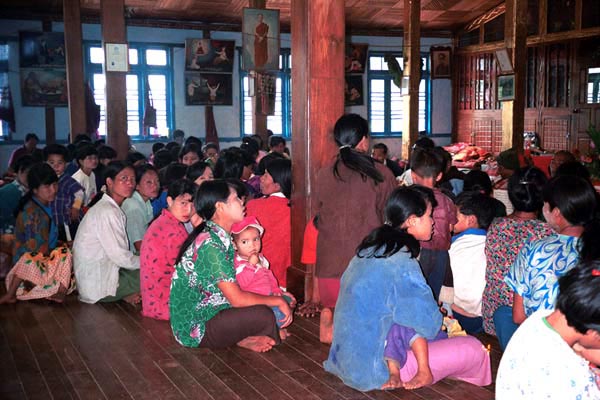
left=105, top=43, right=129, bottom=72
left=20, top=68, right=68, bottom=107
left=185, top=39, right=235, bottom=73
left=497, top=74, right=515, bottom=101
left=430, top=46, right=452, bottom=79
left=345, top=43, right=368, bottom=74
left=242, top=8, right=280, bottom=71
left=495, top=48, right=514, bottom=74
left=19, top=31, right=65, bottom=68
left=345, top=75, right=363, bottom=106
left=185, top=72, right=232, bottom=106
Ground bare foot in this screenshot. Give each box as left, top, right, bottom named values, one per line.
left=0, top=293, right=17, bottom=305
left=295, top=301, right=322, bottom=318
left=381, top=373, right=403, bottom=390
left=403, top=367, right=433, bottom=390
left=319, top=308, right=333, bottom=344
left=279, top=329, right=291, bottom=340
left=237, top=336, right=276, bottom=352
left=48, top=284, right=68, bottom=303
left=123, top=292, right=142, bottom=305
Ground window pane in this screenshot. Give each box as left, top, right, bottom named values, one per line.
left=267, top=78, right=283, bottom=135
left=92, top=74, right=107, bottom=136
left=148, top=74, right=169, bottom=136
left=146, top=49, right=167, bottom=66
left=129, top=48, right=138, bottom=65
left=242, top=76, right=253, bottom=135
left=0, top=72, right=8, bottom=137
left=419, top=79, right=426, bottom=132
left=126, top=74, right=140, bottom=136
left=370, top=79, right=385, bottom=133
left=369, top=56, right=385, bottom=71
left=90, top=46, right=104, bottom=64
left=390, top=83, right=403, bottom=132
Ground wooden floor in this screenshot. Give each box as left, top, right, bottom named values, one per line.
left=0, top=295, right=501, bottom=400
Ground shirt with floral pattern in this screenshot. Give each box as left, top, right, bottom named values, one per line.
left=169, top=221, right=235, bottom=347
left=482, top=218, right=553, bottom=335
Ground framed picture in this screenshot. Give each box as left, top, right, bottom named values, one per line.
left=105, top=43, right=129, bottom=72
left=495, top=48, right=514, bottom=74
left=19, top=31, right=65, bottom=68
left=21, top=68, right=68, bottom=107
left=430, top=46, right=452, bottom=79
left=185, top=72, right=232, bottom=105
left=185, top=39, right=235, bottom=73
left=345, top=75, right=363, bottom=106
left=345, top=43, right=368, bottom=74
left=242, top=8, right=280, bottom=71
left=497, top=74, right=515, bottom=101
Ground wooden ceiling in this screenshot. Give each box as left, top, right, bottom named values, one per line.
left=0, top=0, right=504, bottom=33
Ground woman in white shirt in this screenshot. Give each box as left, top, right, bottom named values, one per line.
left=73, top=161, right=140, bottom=304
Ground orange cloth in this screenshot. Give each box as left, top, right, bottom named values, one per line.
left=301, top=218, right=318, bottom=265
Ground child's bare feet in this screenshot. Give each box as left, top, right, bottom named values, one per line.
left=403, top=367, right=433, bottom=390
left=123, top=292, right=142, bottom=305
left=0, top=293, right=17, bottom=304
left=382, top=361, right=403, bottom=390
left=237, top=336, right=276, bottom=352
left=279, top=329, right=291, bottom=340
left=319, top=307, right=333, bottom=344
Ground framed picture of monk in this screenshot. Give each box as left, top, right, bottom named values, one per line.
left=430, top=46, right=452, bottom=79
left=242, top=8, right=280, bottom=71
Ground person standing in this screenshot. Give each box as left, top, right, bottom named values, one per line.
left=254, top=14, right=269, bottom=68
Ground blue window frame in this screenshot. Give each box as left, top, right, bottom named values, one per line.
left=239, top=49, right=291, bottom=138
left=84, top=42, right=174, bottom=139
left=0, top=42, right=10, bottom=139
left=367, top=52, right=430, bottom=137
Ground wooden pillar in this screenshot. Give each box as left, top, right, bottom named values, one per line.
left=250, top=0, right=268, bottom=144
left=101, top=0, right=129, bottom=159
left=290, top=0, right=344, bottom=300
left=501, top=0, right=527, bottom=151
left=401, top=0, right=421, bottom=160
left=42, top=19, right=56, bottom=144
left=63, top=0, right=86, bottom=142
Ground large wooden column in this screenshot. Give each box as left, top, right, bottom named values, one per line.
left=401, top=0, right=421, bottom=160
left=63, top=0, right=86, bottom=142
left=250, top=0, right=268, bottom=144
left=101, top=0, right=129, bottom=159
left=501, top=0, right=527, bottom=151
left=290, top=0, right=345, bottom=299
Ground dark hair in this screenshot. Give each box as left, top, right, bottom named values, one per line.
left=432, top=147, right=451, bottom=173
left=203, top=142, right=219, bottom=153
left=256, top=152, right=285, bottom=175
left=225, top=177, right=249, bottom=200
left=25, top=133, right=39, bottom=143
left=543, top=175, right=596, bottom=227
left=73, top=133, right=92, bottom=144
left=249, top=134, right=264, bottom=150
left=126, top=151, right=147, bottom=165
left=16, top=163, right=58, bottom=215
left=463, top=170, right=493, bottom=196
left=455, top=191, right=496, bottom=230
left=160, top=162, right=188, bottom=189
left=173, top=129, right=185, bottom=139
left=265, top=158, right=292, bottom=199
left=43, top=143, right=68, bottom=160
left=555, top=260, right=600, bottom=334
left=98, top=145, right=117, bottom=160
left=241, top=137, right=260, bottom=159
left=555, top=161, right=591, bottom=181
left=75, top=143, right=98, bottom=162
left=507, top=166, right=547, bottom=212
left=167, top=178, right=196, bottom=200
left=175, top=180, right=236, bottom=264
left=134, top=164, right=157, bottom=184
left=410, top=148, right=443, bottom=179
left=12, top=155, right=36, bottom=174
left=213, top=148, right=245, bottom=179
left=153, top=149, right=173, bottom=170
left=152, top=142, right=165, bottom=154
left=165, top=141, right=180, bottom=151
left=88, top=161, right=134, bottom=209
left=333, top=114, right=383, bottom=184
left=169, top=144, right=182, bottom=161
left=269, top=136, right=286, bottom=149
left=179, top=143, right=202, bottom=161
left=356, top=186, right=435, bottom=259
left=184, top=136, right=202, bottom=147
left=413, top=136, right=435, bottom=151
left=94, top=139, right=106, bottom=148
left=372, top=143, right=388, bottom=155
left=186, top=161, right=212, bottom=182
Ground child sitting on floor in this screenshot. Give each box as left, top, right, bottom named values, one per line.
left=231, top=216, right=296, bottom=339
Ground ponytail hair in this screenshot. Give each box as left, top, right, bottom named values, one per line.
left=333, top=114, right=383, bottom=184
left=356, top=186, right=435, bottom=259
left=175, top=179, right=235, bottom=265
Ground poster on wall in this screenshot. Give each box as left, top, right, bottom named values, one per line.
left=345, top=43, right=368, bottom=74
left=19, top=31, right=66, bottom=68
left=185, top=72, right=232, bottom=106
left=20, top=68, right=68, bottom=107
left=345, top=75, right=363, bottom=106
left=242, top=8, right=280, bottom=71
left=185, top=39, right=235, bottom=73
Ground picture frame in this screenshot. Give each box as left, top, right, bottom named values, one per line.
left=185, top=39, right=235, bottom=73
left=20, top=68, right=68, bottom=107
left=19, top=31, right=65, bottom=68
left=345, top=43, right=368, bottom=74
left=497, top=74, right=515, bottom=101
left=495, top=48, right=514, bottom=74
left=345, top=75, right=364, bottom=106
left=105, top=43, right=129, bottom=72
left=185, top=72, right=232, bottom=106
left=242, top=8, right=280, bottom=71
left=430, top=46, right=452, bottom=79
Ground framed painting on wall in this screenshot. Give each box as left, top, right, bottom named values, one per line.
left=431, top=46, right=452, bottom=79
left=185, top=72, right=232, bottom=106
left=345, top=75, right=364, bottom=106
left=185, top=39, right=235, bottom=73
left=495, top=48, right=514, bottom=74
left=242, top=8, right=280, bottom=71
left=345, top=43, right=368, bottom=74
left=19, top=31, right=66, bottom=68
left=497, top=74, right=515, bottom=101
left=20, top=68, right=68, bottom=107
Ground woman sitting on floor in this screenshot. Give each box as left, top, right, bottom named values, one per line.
left=169, top=179, right=291, bottom=352
left=0, top=163, right=74, bottom=304
left=73, top=161, right=141, bottom=305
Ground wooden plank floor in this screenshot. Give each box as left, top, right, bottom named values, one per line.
left=0, top=294, right=500, bottom=400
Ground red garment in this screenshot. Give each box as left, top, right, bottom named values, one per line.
left=246, top=195, right=290, bottom=288
left=301, top=218, right=318, bottom=265
left=234, top=253, right=282, bottom=296
left=420, top=188, right=457, bottom=251
left=140, top=209, right=188, bottom=320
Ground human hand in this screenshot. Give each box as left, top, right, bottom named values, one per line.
left=283, top=292, right=297, bottom=308
left=70, top=208, right=80, bottom=222
left=276, top=298, right=293, bottom=328
left=248, top=254, right=260, bottom=265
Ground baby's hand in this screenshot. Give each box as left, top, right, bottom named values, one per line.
left=248, top=254, right=260, bottom=265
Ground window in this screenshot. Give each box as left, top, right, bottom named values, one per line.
left=367, top=53, right=429, bottom=137
left=0, top=43, right=9, bottom=138
left=240, top=49, right=291, bottom=137
left=85, top=43, right=174, bottom=138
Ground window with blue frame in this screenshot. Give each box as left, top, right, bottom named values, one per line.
left=0, top=42, right=9, bottom=139
left=239, top=49, right=291, bottom=138
left=84, top=43, right=174, bottom=138
left=368, top=53, right=429, bottom=137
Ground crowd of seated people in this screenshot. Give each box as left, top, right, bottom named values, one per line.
left=1, top=124, right=599, bottom=398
